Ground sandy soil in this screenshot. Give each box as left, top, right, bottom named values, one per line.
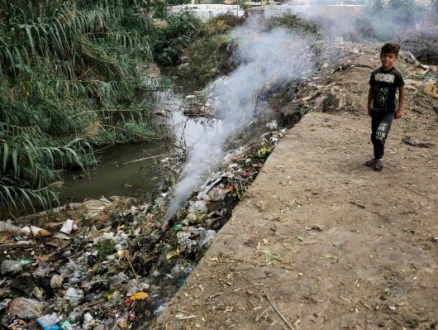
left=154, top=51, right=438, bottom=329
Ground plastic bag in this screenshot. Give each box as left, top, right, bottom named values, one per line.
left=188, top=200, right=208, bottom=214
left=59, top=320, right=74, bottom=330
left=33, top=287, right=45, bottom=301
left=64, top=288, right=84, bottom=306
left=33, top=262, right=51, bottom=278
left=0, top=220, right=29, bottom=235
left=50, top=274, right=64, bottom=289
left=82, top=312, right=95, bottom=330
left=199, top=230, right=216, bottom=248
left=37, top=313, right=61, bottom=329
left=7, top=297, right=44, bottom=318
left=1, top=260, right=22, bottom=275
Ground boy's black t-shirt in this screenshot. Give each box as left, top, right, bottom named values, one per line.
left=369, top=67, right=405, bottom=112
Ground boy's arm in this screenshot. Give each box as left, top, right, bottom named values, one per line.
left=394, top=86, right=405, bottom=119
left=367, top=86, right=374, bottom=117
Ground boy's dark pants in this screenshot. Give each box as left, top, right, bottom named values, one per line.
left=371, top=111, right=394, bottom=159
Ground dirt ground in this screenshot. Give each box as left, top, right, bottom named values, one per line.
left=154, top=51, right=438, bottom=329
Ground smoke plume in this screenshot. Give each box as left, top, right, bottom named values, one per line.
left=166, top=0, right=438, bottom=222
left=165, top=17, right=319, bottom=222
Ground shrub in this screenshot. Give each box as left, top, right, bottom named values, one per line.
left=154, top=10, right=202, bottom=66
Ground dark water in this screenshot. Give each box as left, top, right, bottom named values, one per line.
left=61, top=142, right=164, bottom=204
left=61, top=79, right=220, bottom=204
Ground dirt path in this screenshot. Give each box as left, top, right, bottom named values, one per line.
left=155, top=106, right=438, bottom=329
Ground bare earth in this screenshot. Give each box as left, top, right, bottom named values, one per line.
left=155, top=53, right=438, bottom=329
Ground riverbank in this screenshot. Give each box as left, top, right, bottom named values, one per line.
left=154, top=109, right=438, bottom=329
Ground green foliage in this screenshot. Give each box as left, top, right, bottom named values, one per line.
left=154, top=10, right=202, bottom=65
left=0, top=0, right=159, bottom=211
left=97, top=239, right=115, bottom=262
left=177, top=13, right=245, bottom=85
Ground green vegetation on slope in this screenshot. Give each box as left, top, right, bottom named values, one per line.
left=0, top=0, right=201, bottom=212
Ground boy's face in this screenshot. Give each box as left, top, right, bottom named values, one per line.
left=380, top=52, right=398, bottom=70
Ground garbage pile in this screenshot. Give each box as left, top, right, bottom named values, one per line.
left=0, top=124, right=286, bottom=329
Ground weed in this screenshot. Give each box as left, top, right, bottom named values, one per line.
left=97, top=239, right=116, bottom=262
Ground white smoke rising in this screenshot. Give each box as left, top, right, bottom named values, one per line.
left=165, top=2, right=438, bottom=222
left=165, top=18, right=319, bottom=222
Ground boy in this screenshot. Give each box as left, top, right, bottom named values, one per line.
left=366, top=42, right=405, bottom=171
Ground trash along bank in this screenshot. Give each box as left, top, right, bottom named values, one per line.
left=0, top=36, right=308, bottom=327
left=2, top=46, right=438, bottom=330
left=0, top=68, right=295, bottom=330
left=3, top=9, right=438, bottom=330
left=0, top=120, right=286, bottom=330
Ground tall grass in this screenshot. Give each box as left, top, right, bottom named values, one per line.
left=0, top=0, right=159, bottom=212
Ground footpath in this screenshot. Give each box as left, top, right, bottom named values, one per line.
left=155, top=109, right=438, bottom=329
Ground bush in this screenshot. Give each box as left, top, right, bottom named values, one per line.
left=154, top=10, right=202, bottom=66
left=175, top=13, right=245, bottom=85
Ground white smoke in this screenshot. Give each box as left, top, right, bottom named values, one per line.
left=165, top=2, right=438, bottom=222
left=165, top=17, right=319, bottom=222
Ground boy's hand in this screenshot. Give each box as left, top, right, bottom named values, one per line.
left=394, top=110, right=402, bottom=119
left=367, top=106, right=372, bottom=117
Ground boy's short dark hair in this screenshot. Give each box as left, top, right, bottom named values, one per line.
left=381, top=42, right=400, bottom=56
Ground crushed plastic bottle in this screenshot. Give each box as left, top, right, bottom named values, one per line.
left=171, top=264, right=184, bottom=278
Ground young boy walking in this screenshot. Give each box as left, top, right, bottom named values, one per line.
left=366, top=42, right=405, bottom=171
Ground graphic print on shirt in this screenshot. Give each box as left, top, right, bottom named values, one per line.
left=375, top=86, right=389, bottom=106
left=375, top=73, right=395, bottom=83
left=376, top=122, right=389, bottom=141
